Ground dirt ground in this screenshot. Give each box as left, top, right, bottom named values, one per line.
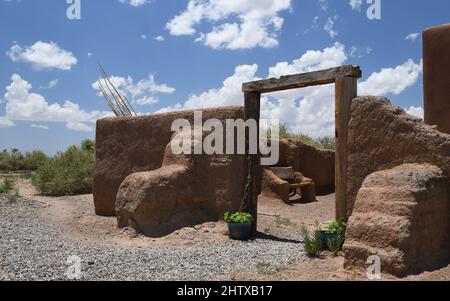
left=3, top=173, right=450, bottom=281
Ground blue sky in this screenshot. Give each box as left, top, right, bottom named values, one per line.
left=0, top=0, right=449, bottom=154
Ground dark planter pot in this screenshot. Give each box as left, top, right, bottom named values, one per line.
left=319, top=231, right=339, bottom=250
left=227, top=222, right=252, bottom=241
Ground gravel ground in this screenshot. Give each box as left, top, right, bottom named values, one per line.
left=0, top=194, right=306, bottom=281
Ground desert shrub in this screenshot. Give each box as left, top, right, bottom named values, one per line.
left=0, top=150, right=9, bottom=170
left=300, top=221, right=323, bottom=258
left=22, top=151, right=49, bottom=170
left=318, top=136, right=336, bottom=150
left=32, top=140, right=95, bottom=196
left=0, top=149, right=48, bottom=171
left=265, top=124, right=336, bottom=150
left=0, top=176, right=16, bottom=194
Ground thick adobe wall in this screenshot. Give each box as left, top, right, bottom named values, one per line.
left=94, top=106, right=245, bottom=216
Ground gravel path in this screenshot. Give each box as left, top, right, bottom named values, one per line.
left=0, top=194, right=306, bottom=281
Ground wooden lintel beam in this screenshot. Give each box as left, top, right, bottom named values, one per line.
left=242, top=65, right=362, bottom=93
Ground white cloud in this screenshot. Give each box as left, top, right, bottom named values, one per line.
left=31, top=124, right=49, bottom=130
left=154, top=35, right=165, bottom=42
left=7, top=41, right=77, bottom=71
left=119, top=0, right=150, bottom=7
left=349, top=0, right=363, bottom=11
left=405, top=32, right=420, bottom=42
left=319, top=0, right=329, bottom=12
left=92, top=74, right=175, bottom=106
left=324, top=16, right=338, bottom=39
left=405, top=106, right=424, bottom=119
left=40, top=79, right=59, bottom=89
left=141, top=34, right=147, bottom=40
left=3, top=74, right=111, bottom=132
left=0, top=117, right=14, bottom=128
left=350, top=45, right=372, bottom=58
left=359, top=59, right=423, bottom=95
left=158, top=42, right=422, bottom=138
left=166, top=0, right=292, bottom=49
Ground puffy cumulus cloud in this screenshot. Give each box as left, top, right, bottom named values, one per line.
left=166, top=0, right=291, bottom=49
left=158, top=43, right=422, bottom=138
left=7, top=41, right=77, bottom=71
left=3, top=74, right=112, bottom=132
left=0, top=117, right=15, bottom=128
left=119, top=0, right=151, bottom=7
left=405, top=106, right=424, bottom=119
left=405, top=32, right=420, bottom=42
left=359, top=59, right=423, bottom=96
left=92, top=74, right=175, bottom=106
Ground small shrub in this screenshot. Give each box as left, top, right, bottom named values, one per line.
left=325, top=220, right=347, bottom=256
left=300, top=221, right=323, bottom=258
left=22, top=151, right=49, bottom=170
left=0, top=176, right=16, bottom=194
left=224, top=212, right=253, bottom=224
left=256, top=262, right=271, bottom=274
left=318, top=136, right=336, bottom=150
left=275, top=216, right=292, bottom=227
left=32, top=140, right=95, bottom=196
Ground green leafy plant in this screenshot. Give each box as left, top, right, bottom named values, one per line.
left=275, top=216, right=292, bottom=227
left=256, top=262, right=271, bottom=274
left=325, top=220, right=347, bottom=256
left=326, top=220, right=347, bottom=234
left=300, top=221, right=323, bottom=258
left=0, top=176, right=16, bottom=194
left=327, top=234, right=345, bottom=256
left=32, top=140, right=95, bottom=196
left=224, top=212, right=253, bottom=224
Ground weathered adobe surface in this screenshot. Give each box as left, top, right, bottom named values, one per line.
left=277, top=139, right=335, bottom=193
left=115, top=128, right=245, bottom=237
left=423, top=23, right=450, bottom=134
left=94, top=106, right=245, bottom=216
left=343, top=164, right=449, bottom=277
left=346, top=96, right=450, bottom=219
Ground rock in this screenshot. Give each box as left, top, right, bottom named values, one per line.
left=343, top=164, right=449, bottom=277
left=347, top=96, right=450, bottom=218
left=94, top=106, right=245, bottom=216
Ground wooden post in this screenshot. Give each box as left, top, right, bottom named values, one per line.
left=335, top=77, right=357, bottom=221
left=244, top=91, right=261, bottom=237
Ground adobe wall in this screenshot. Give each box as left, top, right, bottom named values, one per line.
left=94, top=106, right=245, bottom=216
left=276, top=139, right=335, bottom=193
left=346, top=96, right=450, bottom=219
left=423, top=24, right=450, bottom=134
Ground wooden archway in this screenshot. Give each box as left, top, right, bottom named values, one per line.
left=242, top=65, right=362, bottom=236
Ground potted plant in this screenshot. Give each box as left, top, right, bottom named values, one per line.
left=224, top=211, right=254, bottom=241
left=319, top=220, right=347, bottom=252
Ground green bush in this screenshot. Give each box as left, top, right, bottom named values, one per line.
left=265, top=124, right=335, bottom=150
left=300, top=221, right=323, bottom=258
left=224, top=212, right=254, bottom=224
left=0, top=149, right=49, bottom=171
left=22, top=151, right=49, bottom=170
left=325, top=220, right=347, bottom=256
left=32, top=140, right=95, bottom=196
left=0, top=176, right=16, bottom=194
